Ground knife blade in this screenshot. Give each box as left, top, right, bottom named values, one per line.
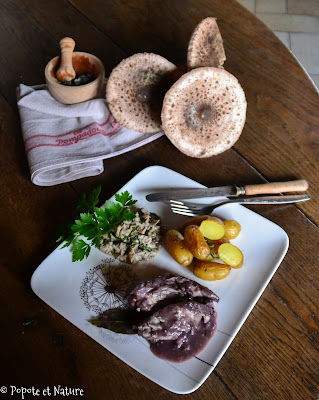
left=146, top=179, right=308, bottom=202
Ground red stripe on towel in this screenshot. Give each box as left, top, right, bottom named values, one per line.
left=25, top=115, right=121, bottom=153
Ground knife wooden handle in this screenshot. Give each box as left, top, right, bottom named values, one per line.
left=244, top=180, right=308, bottom=195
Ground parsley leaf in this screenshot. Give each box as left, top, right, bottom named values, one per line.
left=115, top=191, right=136, bottom=207
left=57, top=187, right=137, bottom=262
left=73, top=239, right=91, bottom=262
left=76, top=185, right=101, bottom=215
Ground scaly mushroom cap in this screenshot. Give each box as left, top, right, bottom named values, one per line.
left=187, top=17, right=226, bottom=71
left=106, top=53, right=180, bottom=133
left=161, top=67, right=247, bottom=158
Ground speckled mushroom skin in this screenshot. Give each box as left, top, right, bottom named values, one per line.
left=187, top=17, right=226, bottom=71
left=161, top=67, right=247, bottom=158
left=106, top=53, right=181, bottom=133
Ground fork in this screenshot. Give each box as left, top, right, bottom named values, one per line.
left=170, top=194, right=310, bottom=216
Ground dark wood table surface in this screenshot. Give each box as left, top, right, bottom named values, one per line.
left=1, top=1, right=319, bottom=399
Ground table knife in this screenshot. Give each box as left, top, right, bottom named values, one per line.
left=146, top=179, right=308, bottom=202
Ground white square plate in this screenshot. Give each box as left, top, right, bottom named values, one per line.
left=31, top=166, right=289, bottom=394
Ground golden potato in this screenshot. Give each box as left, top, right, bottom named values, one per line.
left=224, top=219, right=241, bottom=240
left=165, top=230, right=193, bottom=266
left=218, top=243, right=243, bottom=268
left=207, top=236, right=230, bottom=257
left=184, top=225, right=211, bottom=260
left=193, top=260, right=231, bottom=281
left=199, top=217, right=225, bottom=240
left=180, top=215, right=210, bottom=234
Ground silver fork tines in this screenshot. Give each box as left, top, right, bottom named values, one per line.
left=170, top=198, right=229, bottom=216
left=170, top=200, right=199, bottom=216
left=170, top=194, right=310, bottom=217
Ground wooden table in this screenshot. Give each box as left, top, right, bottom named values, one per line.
left=1, top=1, right=318, bottom=399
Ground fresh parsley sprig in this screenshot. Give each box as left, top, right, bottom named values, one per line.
left=56, top=186, right=137, bottom=262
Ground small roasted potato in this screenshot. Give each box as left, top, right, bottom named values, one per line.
left=199, top=217, right=225, bottom=240
left=224, top=220, right=241, bottom=240
left=218, top=243, right=243, bottom=268
left=207, top=236, right=230, bottom=257
left=184, top=225, right=211, bottom=260
left=193, top=260, right=231, bottom=281
left=180, top=215, right=210, bottom=234
left=165, top=229, right=193, bottom=266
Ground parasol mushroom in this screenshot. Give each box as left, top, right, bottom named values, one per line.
left=106, top=53, right=181, bottom=133
left=161, top=67, right=247, bottom=158
left=187, top=17, right=226, bottom=71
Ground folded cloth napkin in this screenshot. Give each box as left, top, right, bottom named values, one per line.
left=17, top=84, right=164, bottom=186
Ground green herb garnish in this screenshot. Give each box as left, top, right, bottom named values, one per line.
left=206, top=239, right=219, bottom=259
left=140, top=244, right=158, bottom=252
left=56, top=186, right=137, bottom=262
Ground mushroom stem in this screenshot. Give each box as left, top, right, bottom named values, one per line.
left=198, top=105, right=213, bottom=121
left=136, top=85, right=152, bottom=103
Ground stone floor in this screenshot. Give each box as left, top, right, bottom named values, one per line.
left=236, top=0, right=319, bottom=90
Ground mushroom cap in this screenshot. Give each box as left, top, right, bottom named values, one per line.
left=187, top=17, right=226, bottom=71
left=161, top=67, right=247, bottom=158
left=106, top=53, right=180, bottom=133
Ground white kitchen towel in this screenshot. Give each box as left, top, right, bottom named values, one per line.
left=17, top=84, right=164, bottom=186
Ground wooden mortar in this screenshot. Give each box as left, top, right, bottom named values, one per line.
left=45, top=38, right=105, bottom=104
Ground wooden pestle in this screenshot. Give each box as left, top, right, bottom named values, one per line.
left=56, top=37, right=76, bottom=82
